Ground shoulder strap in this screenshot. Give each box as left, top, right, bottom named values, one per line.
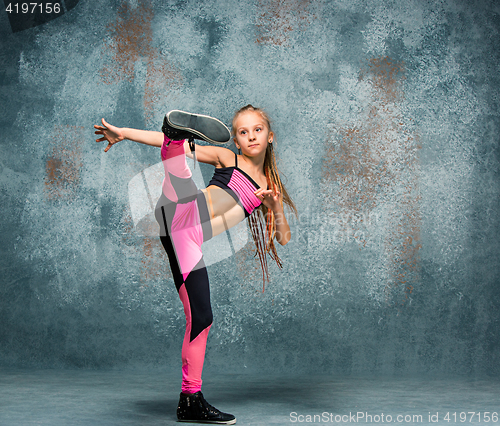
left=234, top=151, right=238, bottom=168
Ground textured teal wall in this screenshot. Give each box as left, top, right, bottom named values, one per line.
left=1, top=0, right=499, bottom=376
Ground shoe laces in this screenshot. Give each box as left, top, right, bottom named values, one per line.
left=198, top=392, right=219, bottom=415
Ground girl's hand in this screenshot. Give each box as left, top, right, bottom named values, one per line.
left=254, top=188, right=283, bottom=213
left=94, top=118, right=124, bottom=152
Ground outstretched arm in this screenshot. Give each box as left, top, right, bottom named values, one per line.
left=95, top=118, right=239, bottom=169
left=94, top=118, right=163, bottom=152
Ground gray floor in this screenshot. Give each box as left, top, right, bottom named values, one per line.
left=0, top=369, right=498, bottom=425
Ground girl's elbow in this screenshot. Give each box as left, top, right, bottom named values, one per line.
left=277, top=231, right=291, bottom=246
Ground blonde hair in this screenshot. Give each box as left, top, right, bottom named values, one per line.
left=232, top=105, right=298, bottom=291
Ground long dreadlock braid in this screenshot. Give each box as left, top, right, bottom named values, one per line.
left=232, top=105, right=298, bottom=291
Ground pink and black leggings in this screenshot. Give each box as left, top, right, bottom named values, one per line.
left=154, top=136, right=213, bottom=395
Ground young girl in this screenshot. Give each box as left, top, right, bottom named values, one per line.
left=95, top=105, right=296, bottom=424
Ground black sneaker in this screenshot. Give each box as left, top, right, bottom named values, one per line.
left=177, top=391, right=236, bottom=424
left=162, top=110, right=231, bottom=144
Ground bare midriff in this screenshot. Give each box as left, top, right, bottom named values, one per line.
left=201, top=185, right=246, bottom=238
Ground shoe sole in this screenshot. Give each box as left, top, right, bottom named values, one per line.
left=166, top=110, right=231, bottom=144
left=177, top=419, right=236, bottom=425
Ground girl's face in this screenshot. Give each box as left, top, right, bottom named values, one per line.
left=233, top=111, right=273, bottom=156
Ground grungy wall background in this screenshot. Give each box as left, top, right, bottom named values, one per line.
left=1, top=0, right=499, bottom=377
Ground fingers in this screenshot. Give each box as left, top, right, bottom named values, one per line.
left=254, top=190, right=276, bottom=206
left=254, top=188, right=271, bottom=195
left=254, top=189, right=276, bottom=199
left=98, top=138, right=114, bottom=152
left=94, top=119, right=116, bottom=152
left=254, top=189, right=265, bottom=200
left=94, top=119, right=109, bottom=130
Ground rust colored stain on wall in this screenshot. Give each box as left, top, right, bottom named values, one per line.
left=100, top=1, right=154, bottom=84
left=323, top=57, right=421, bottom=308
left=255, top=0, right=315, bottom=45
left=100, top=0, right=182, bottom=126
left=45, top=125, right=84, bottom=201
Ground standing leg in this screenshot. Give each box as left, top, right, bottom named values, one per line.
left=155, top=135, right=213, bottom=393
left=159, top=232, right=213, bottom=394
left=155, top=131, right=235, bottom=424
